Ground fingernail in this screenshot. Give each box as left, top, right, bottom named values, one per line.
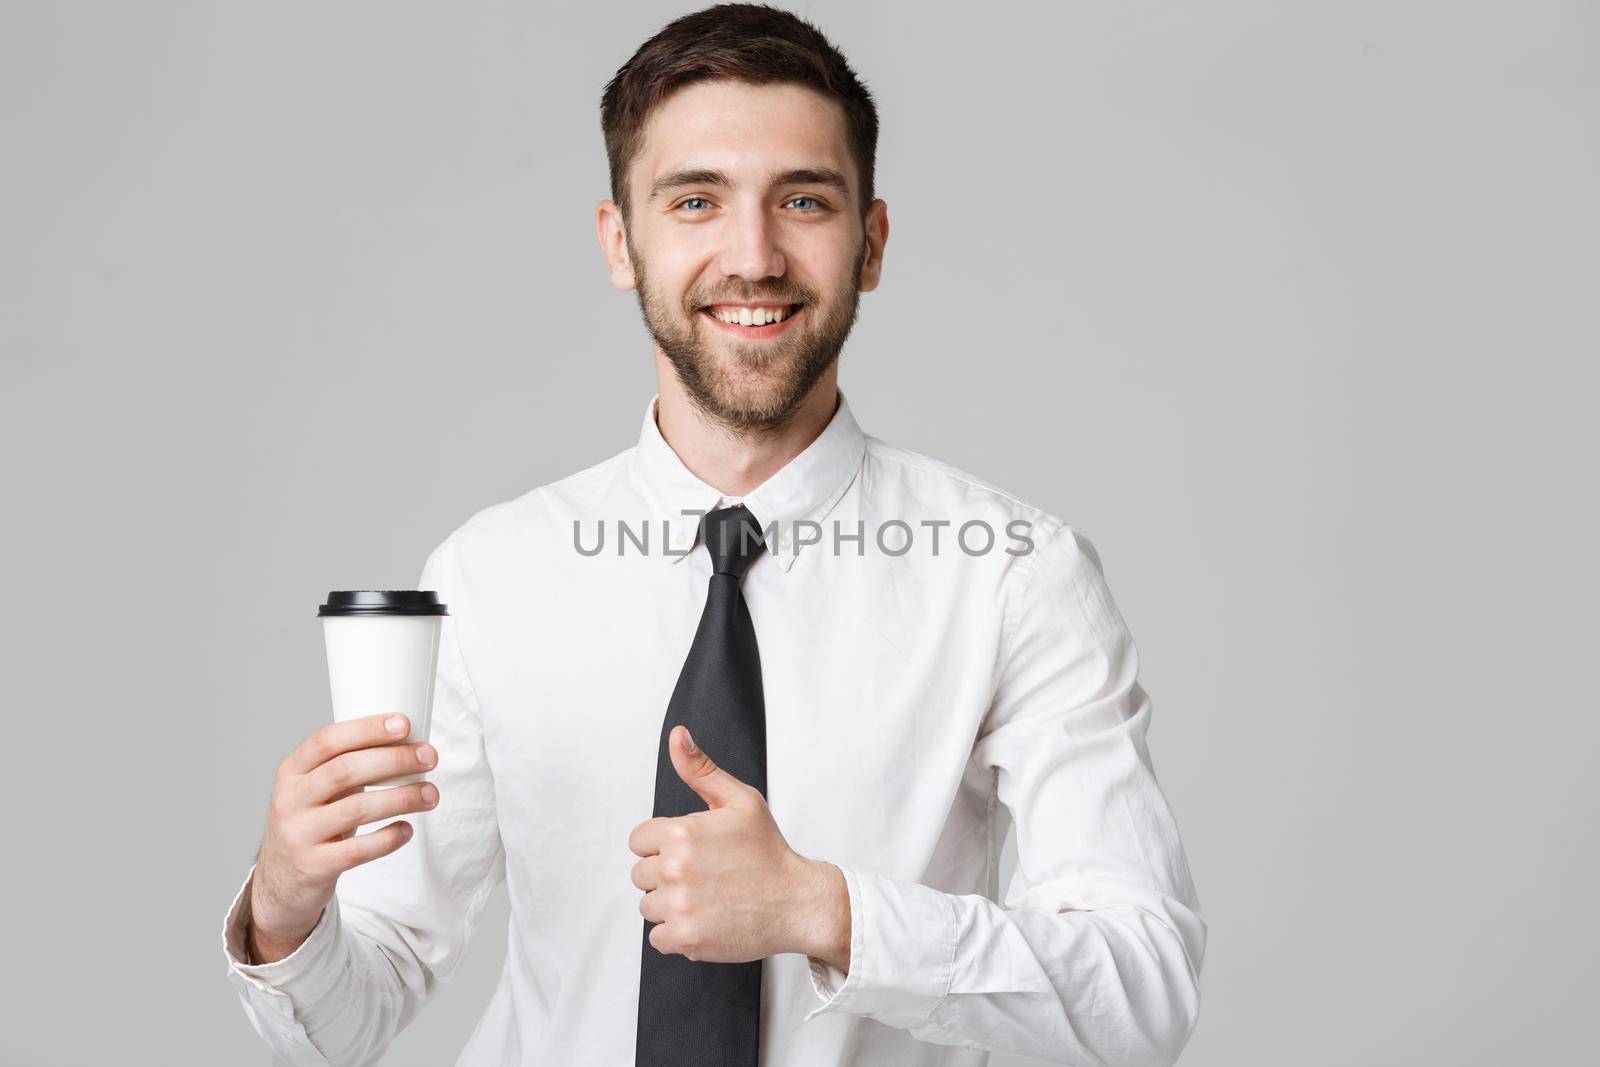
left=418, top=744, right=437, bottom=767
left=683, top=727, right=696, bottom=753
left=385, top=715, right=407, bottom=734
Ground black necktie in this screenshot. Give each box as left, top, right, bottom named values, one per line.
left=637, top=504, right=768, bottom=1067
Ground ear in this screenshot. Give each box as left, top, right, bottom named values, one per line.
left=596, top=199, right=637, bottom=292
left=857, top=198, right=889, bottom=294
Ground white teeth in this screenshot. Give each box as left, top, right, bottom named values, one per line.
left=711, top=306, right=793, bottom=325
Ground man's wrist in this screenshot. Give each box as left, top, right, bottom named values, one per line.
left=246, top=915, right=311, bottom=965
left=241, top=885, right=311, bottom=966
left=243, top=914, right=258, bottom=965
left=793, top=857, right=851, bottom=973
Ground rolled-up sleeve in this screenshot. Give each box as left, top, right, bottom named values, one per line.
left=804, top=521, right=1206, bottom=1066
left=220, top=531, right=507, bottom=1066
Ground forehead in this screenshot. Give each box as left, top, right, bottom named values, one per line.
left=633, top=79, right=854, bottom=197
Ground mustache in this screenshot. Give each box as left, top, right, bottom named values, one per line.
left=689, top=288, right=814, bottom=309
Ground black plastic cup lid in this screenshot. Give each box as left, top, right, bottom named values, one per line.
left=318, top=590, right=449, bottom=617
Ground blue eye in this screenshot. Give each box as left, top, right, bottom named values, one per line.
left=675, top=195, right=824, bottom=213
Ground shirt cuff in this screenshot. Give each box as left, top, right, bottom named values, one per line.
left=803, top=863, right=956, bottom=1027
left=221, top=861, right=350, bottom=1006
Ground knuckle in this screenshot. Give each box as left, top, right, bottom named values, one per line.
left=324, top=841, right=357, bottom=874
left=371, top=792, right=415, bottom=827
left=677, top=924, right=701, bottom=960
left=345, top=790, right=374, bottom=826
left=666, top=886, right=692, bottom=917
left=661, top=857, right=687, bottom=883
left=305, top=730, right=334, bottom=767
left=341, top=833, right=377, bottom=868
left=324, top=755, right=355, bottom=792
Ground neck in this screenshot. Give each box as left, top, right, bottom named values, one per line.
left=652, top=354, right=839, bottom=497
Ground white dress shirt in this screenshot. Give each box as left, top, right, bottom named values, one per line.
left=221, top=389, right=1206, bottom=1066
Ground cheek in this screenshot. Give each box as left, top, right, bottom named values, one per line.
left=635, top=233, right=707, bottom=297
left=793, top=236, right=860, bottom=288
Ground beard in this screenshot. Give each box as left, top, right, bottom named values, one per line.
left=628, top=231, right=867, bottom=434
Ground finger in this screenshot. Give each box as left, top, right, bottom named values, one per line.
left=647, top=917, right=681, bottom=957
left=323, top=782, right=365, bottom=839
left=282, top=713, right=412, bottom=777
left=628, top=816, right=686, bottom=857
left=305, top=780, right=439, bottom=842
left=314, top=819, right=413, bottom=879
left=639, top=888, right=666, bottom=925
left=669, top=725, right=755, bottom=809
left=301, top=741, right=437, bottom=806
left=630, top=855, right=661, bottom=892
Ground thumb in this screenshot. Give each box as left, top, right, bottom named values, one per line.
left=670, top=725, right=756, bottom=809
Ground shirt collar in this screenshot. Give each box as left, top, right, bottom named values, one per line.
left=630, top=388, right=867, bottom=572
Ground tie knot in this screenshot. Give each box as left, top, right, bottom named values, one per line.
left=700, top=504, right=765, bottom=578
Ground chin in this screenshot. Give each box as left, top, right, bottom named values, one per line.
left=712, top=371, right=790, bottom=409
left=689, top=363, right=801, bottom=423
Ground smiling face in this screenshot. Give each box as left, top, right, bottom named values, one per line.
left=598, top=79, right=887, bottom=431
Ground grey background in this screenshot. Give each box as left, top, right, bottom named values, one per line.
left=2, top=1, right=1594, bottom=1064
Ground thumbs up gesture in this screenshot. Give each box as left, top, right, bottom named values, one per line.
left=629, top=725, right=851, bottom=968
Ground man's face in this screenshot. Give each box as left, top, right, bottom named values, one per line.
left=604, top=80, right=883, bottom=431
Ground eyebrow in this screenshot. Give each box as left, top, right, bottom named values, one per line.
left=648, top=166, right=851, bottom=203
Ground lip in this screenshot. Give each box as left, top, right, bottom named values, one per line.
left=698, top=304, right=803, bottom=340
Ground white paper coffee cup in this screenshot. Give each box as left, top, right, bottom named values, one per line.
left=318, top=590, right=448, bottom=789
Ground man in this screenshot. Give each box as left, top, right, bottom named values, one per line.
left=221, top=5, right=1206, bottom=1065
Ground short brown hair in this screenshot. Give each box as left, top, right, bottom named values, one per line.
left=600, top=3, right=879, bottom=222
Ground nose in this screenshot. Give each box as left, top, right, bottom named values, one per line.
left=715, top=198, right=786, bottom=285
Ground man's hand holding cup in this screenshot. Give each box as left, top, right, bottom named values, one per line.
left=246, top=713, right=441, bottom=963
left=243, top=589, right=451, bottom=964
